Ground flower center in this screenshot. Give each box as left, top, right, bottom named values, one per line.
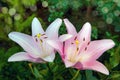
left=68, top=39, right=80, bottom=63
left=34, top=33, right=49, bottom=58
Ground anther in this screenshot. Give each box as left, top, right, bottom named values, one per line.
left=35, top=38, right=38, bottom=42
left=87, top=42, right=90, bottom=45
left=75, top=39, right=79, bottom=45
left=77, top=47, right=79, bottom=51
left=40, top=39, right=43, bottom=43
left=83, top=38, right=85, bottom=41
left=36, top=33, right=41, bottom=38
left=44, top=37, right=48, bottom=39
left=41, top=34, right=45, bottom=36
left=85, top=47, right=87, bottom=51
left=71, top=42, right=74, bottom=44
left=74, top=36, right=77, bottom=40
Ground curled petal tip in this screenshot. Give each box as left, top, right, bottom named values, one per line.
left=55, top=18, right=62, bottom=23
left=84, top=22, right=91, bottom=27
left=32, top=17, right=40, bottom=24
left=8, top=32, right=16, bottom=39
left=110, top=40, right=115, bottom=47
left=8, top=58, right=12, bottom=62
left=105, top=39, right=115, bottom=48
left=33, top=17, right=38, bottom=21
left=8, top=32, right=12, bottom=38
left=63, top=18, right=68, bottom=21
left=106, top=71, right=109, bottom=75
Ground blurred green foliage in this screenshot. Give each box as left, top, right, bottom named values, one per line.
left=0, top=0, right=120, bottom=80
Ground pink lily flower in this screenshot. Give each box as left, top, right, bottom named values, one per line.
left=8, top=17, right=63, bottom=63
left=47, top=19, right=115, bottom=75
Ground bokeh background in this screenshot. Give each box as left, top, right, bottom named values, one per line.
left=0, top=0, right=120, bottom=80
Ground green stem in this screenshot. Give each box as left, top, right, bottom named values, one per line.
left=71, top=70, right=80, bottom=80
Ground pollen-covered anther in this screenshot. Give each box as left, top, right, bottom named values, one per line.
left=36, top=33, right=41, bottom=38
left=75, top=39, right=79, bottom=45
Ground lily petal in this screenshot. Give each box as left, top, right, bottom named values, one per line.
left=8, top=52, right=44, bottom=63
left=43, top=52, right=55, bottom=62
left=64, top=19, right=77, bottom=35
left=46, top=39, right=62, bottom=54
left=8, top=52, right=31, bottom=62
left=77, top=22, right=91, bottom=42
left=8, top=32, right=42, bottom=58
left=64, top=59, right=76, bottom=67
left=84, top=39, right=115, bottom=60
left=59, top=34, right=72, bottom=42
left=32, top=17, right=44, bottom=36
left=83, top=61, right=109, bottom=75
left=46, top=18, right=62, bottom=39
left=76, top=22, right=91, bottom=53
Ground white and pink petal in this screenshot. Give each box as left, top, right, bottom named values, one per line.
left=32, top=17, right=45, bottom=36
left=63, top=19, right=77, bottom=35
left=46, top=18, right=62, bottom=39
left=8, top=32, right=42, bottom=58
left=83, top=39, right=115, bottom=60
left=83, top=61, right=109, bottom=75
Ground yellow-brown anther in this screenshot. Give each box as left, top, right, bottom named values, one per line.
left=75, top=39, right=79, bottom=45
left=36, top=33, right=41, bottom=38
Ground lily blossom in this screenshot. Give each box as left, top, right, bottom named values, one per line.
left=47, top=19, right=115, bottom=75
left=8, top=17, right=63, bottom=63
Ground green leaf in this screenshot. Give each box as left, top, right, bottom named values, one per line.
left=85, top=70, right=98, bottom=80
left=33, top=67, right=44, bottom=79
